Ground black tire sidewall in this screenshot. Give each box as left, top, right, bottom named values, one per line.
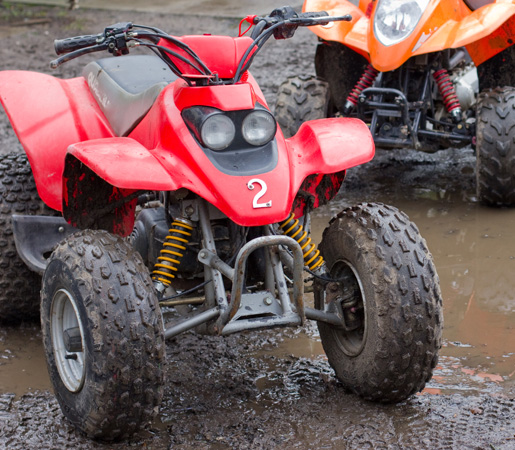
left=318, top=226, right=381, bottom=369
left=476, top=87, right=515, bottom=206
left=275, top=75, right=330, bottom=138
left=316, top=203, right=442, bottom=402
left=41, top=230, right=165, bottom=440
left=0, top=152, right=58, bottom=323
left=41, top=258, right=96, bottom=428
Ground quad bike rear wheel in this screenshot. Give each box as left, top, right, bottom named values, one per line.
left=41, top=230, right=165, bottom=440
left=315, top=203, right=443, bottom=403
left=275, top=75, right=331, bottom=138
left=475, top=87, right=515, bottom=206
left=0, top=152, right=58, bottom=323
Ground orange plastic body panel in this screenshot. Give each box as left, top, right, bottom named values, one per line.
left=304, top=0, right=515, bottom=71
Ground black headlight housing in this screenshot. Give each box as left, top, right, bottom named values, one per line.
left=182, top=104, right=278, bottom=176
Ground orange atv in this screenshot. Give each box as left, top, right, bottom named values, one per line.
left=276, top=0, right=515, bottom=206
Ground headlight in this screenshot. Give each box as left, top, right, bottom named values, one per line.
left=200, top=114, right=236, bottom=151
left=374, top=0, right=430, bottom=46
left=242, top=110, right=277, bottom=146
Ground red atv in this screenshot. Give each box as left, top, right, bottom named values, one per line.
left=0, top=7, right=442, bottom=440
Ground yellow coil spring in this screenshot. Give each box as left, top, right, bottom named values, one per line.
left=279, top=213, right=324, bottom=271
left=152, top=219, right=194, bottom=286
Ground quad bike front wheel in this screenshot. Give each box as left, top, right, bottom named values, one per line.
left=476, top=87, right=515, bottom=206
left=275, top=75, right=331, bottom=138
left=0, top=152, right=59, bottom=323
left=41, top=230, right=165, bottom=440
left=314, top=40, right=368, bottom=114
left=315, top=203, right=443, bottom=403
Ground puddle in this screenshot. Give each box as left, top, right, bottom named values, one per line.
left=0, top=196, right=514, bottom=399
left=0, top=325, right=50, bottom=396
left=252, top=195, right=515, bottom=398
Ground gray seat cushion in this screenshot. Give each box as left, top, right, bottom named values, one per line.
left=83, top=55, right=178, bottom=136
left=463, top=0, right=494, bottom=10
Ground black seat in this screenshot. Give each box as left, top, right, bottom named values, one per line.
left=83, top=55, right=178, bottom=136
left=463, top=0, right=494, bottom=10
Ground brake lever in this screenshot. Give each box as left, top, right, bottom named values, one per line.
left=50, top=43, right=109, bottom=69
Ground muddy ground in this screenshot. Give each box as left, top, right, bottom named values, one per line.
left=0, top=4, right=514, bottom=450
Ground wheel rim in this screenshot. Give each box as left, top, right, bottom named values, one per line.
left=50, top=288, right=86, bottom=392
left=327, top=259, right=367, bottom=357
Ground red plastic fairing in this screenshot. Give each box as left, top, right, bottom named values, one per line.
left=173, top=78, right=259, bottom=111
left=0, top=71, right=114, bottom=211
left=287, top=118, right=374, bottom=191
left=57, top=74, right=372, bottom=229
left=160, top=35, right=254, bottom=79
left=130, top=79, right=374, bottom=227
left=66, top=138, right=177, bottom=190
left=71, top=115, right=373, bottom=228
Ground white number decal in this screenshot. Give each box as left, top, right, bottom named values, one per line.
left=247, top=178, right=272, bottom=209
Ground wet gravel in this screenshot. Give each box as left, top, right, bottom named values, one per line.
left=0, top=5, right=514, bottom=450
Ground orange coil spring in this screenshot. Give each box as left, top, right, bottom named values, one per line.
left=279, top=213, right=324, bottom=271
left=152, top=219, right=194, bottom=286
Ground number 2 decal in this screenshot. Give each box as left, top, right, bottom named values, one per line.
left=247, top=178, right=272, bottom=209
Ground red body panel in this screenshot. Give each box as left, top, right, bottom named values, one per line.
left=1, top=34, right=374, bottom=229
left=168, top=35, right=254, bottom=78
left=66, top=138, right=177, bottom=191
left=128, top=80, right=375, bottom=226
left=173, top=77, right=260, bottom=111
left=0, top=71, right=114, bottom=211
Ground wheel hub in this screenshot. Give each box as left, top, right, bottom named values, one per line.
left=325, top=260, right=367, bottom=356
left=50, top=289, right=86, bottom=392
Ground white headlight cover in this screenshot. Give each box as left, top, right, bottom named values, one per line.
left=242, top=110, right=277, bottom=146
left=374, top=0, right=430, bottom=46
left=201, top=114, right=236, bottom=151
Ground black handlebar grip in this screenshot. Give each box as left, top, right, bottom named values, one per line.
left=54, top=34, right=101, bottom=55
left=298, top=11, right=329, bottom=19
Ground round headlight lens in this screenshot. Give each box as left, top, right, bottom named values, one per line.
left=242, top=110, right=277, bottom=146
left=201, top=114, right=235, bottom=151
left=374, top=0, right=430, bottom=46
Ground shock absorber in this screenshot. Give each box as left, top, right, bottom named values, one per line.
left=344, top=64, right=379, bottom=114
left=279, top=213, right=324, bottom=271
left=433, top=68, right=462, bottom=122
left=152, top=217, right=194, bottom=290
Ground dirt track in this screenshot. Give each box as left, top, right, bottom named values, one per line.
left=0, top=4, right=514, bottom=449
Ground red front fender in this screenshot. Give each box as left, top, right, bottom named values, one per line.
left=67, top=138, right=177, bottom=191
left=63, top=138, right=177, bottom=236
left=287, top=117, right=375, bottom=188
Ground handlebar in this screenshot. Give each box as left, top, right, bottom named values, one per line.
left=54, top=34, right=103, bottom=55
left=49, top=7, right=352, bottom=84
left=251, top=7, right=351, bottom=40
